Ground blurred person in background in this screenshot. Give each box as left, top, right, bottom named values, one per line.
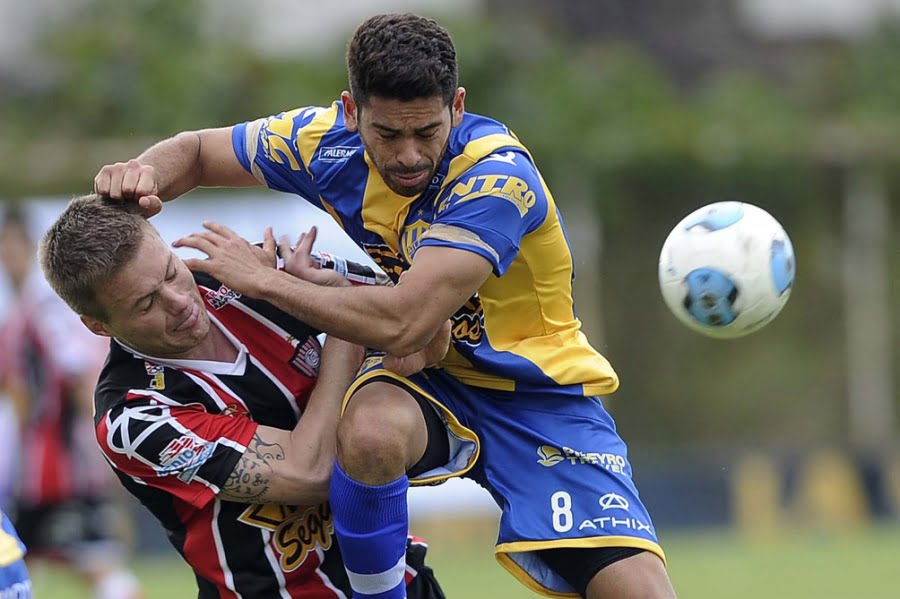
left=93, top=13, right=675, bottom=599
left=0, top=509, right=31, bottom=598
left=38, top=194, right=447, bottom=599
left=0, top=207, right=142, bottom=599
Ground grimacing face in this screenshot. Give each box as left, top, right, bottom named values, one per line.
left=82, top=229, right=212, bottom=360
left=342, top=89, right=465, bottom=197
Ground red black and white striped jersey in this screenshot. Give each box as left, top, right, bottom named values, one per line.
left=1, top=269, right=109, bottom=505
left=93, top=271, right=434, bottom=599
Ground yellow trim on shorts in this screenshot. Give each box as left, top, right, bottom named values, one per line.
left=494, top=537, right=667, bottom=599
left=342, top=368, right=481, bottom=486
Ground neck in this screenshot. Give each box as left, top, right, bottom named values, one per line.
left=185, top=321, right=238, bottom=362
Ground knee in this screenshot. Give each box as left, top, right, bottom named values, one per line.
left=336, top=383, right=426, bottom=481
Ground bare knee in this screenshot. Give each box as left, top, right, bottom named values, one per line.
left=336, top=382, right=427, bottom=485
left=585, top=551, right=675, bottom=599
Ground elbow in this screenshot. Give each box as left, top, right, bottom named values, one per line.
left=285, top=460, right=333, bottom=505
left=384, top=321, right=439, bottom=356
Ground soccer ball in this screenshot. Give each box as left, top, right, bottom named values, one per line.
left=658, top=201, right=795, bottom=339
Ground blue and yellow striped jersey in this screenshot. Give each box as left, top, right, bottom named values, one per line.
left=0, top=511, right=24, bottom=567
left=233, top=102, right=618, bottom=396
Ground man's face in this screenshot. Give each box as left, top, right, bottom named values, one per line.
left=84, top=230, right=211, bottom=359
left=343, top=89, right=465, bottom=197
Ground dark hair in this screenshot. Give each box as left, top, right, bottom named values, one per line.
left=347, top=13, right=458, bottom=107
left=39, top=194, right=150, bottom=319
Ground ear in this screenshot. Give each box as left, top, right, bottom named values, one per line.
left=341, top=91, right=359, bottom=132
left=451, top=87, right=466, bottom=128
left=81, top=315, right=112, bottom=338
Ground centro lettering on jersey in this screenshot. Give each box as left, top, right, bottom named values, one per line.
left=442, top=174, right=536, bottom=217
left=238, top=503, right=333, bottom=572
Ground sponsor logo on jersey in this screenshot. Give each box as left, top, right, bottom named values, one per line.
left=577, top=492, right=653, bottom=533
left=290, top=338, right=321, bottom=377
left=205, top=285, right=241, bottom=310
left=577, top=516, right=653, bottom=534
left=318, top=146, right=357, bottom=163
left=536, top=445, right=628, bottom=474
left=598, top=493, right=630, bottom=511
left=145, top=361, right=166, bottom=390
left=440, top=173, right=537, bottom=217
left=158, top=435, right=216, bottom=483
left=237, top=503, right=333, bottom=572
left=450, top=297, right=484, bottom=347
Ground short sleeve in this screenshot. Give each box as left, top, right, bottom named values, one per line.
left=422, top=150, right=549, bottom=276
left=232, top=106, right=330, bottom=202
left=96, top=394, right=258, bottom=509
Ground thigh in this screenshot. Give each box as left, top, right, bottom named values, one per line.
left=343, top=359, right=480, bottom=485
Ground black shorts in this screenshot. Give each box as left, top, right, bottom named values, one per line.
left=12, top=496, right=120, bottom=558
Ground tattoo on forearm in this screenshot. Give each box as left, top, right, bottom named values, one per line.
left=219, top=433, right=286, bottom=502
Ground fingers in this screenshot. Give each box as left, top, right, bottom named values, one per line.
left=95, top=160, right=156, bottom=201
left=137, top=195, right=164, bottom=217
left=94, top=166, right=112, bottom=196
left=172, top=230, right=222, bottom=255
left=181, top=257, right=212, bottom=274
left=279, top=234, right=294, bottom=262
left=296, top=226, right=317, bottom=257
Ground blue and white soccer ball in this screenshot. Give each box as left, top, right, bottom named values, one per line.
left=658, top=201, right=795, bottom=339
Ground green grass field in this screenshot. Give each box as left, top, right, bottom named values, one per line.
left=29, top=524, right=900, bottom=598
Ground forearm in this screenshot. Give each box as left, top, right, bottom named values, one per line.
left=136, top=132, right=204, bottom=201
left=257, top=270, right=432, bottom=355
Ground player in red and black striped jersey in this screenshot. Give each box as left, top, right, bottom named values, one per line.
left=39, top=195, right=447, bottom=599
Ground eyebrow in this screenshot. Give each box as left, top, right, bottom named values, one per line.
left=130, top=254, right=174, bottom=311
left=372, top=121, right=443, bottom=135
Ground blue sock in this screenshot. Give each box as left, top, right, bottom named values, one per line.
left=330, top=461, right=410, bottom=599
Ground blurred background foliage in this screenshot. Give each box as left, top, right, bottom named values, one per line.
left=0, top=0, right=897, bottom=449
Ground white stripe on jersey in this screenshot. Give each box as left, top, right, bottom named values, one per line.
left=213, top=499, right=243, bottom=599
left=225, top=299, right=297, bottom=347
left=260, top=529, right=293, bottom=599
left=313, top=546, right=347, bottom=599
left=248, top=355, right=301, bottom=419
left=182, top=372, right=243, bottom=413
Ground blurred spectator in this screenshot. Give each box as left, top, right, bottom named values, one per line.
left=0, top=206, right=142, bottom=599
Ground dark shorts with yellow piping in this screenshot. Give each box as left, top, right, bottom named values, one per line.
left=344, top=358, right=665, bottom=599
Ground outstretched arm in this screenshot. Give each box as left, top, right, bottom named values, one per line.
left=93, top=127, right=257, bottom=216
left=175, top=223, right=493, bottom=356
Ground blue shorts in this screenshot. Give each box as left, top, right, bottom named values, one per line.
left=346, top=361, right=665, bottom=598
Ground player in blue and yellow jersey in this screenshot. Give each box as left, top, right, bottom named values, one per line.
left=0, top=510, right=31, bottom=598
left=93, top=13, right=676, bottom=599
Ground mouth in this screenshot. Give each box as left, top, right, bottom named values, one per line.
left=391, top=171, right=429, bottom=188
left=174, top=303, right=199, bottom=333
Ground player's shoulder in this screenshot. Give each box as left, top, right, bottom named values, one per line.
left=93, top=343, right=193, bottom=425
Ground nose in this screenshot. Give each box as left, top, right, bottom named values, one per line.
left=396, top=139, right=424, bottom=170
left=160, top=285, right=191, bottom=315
